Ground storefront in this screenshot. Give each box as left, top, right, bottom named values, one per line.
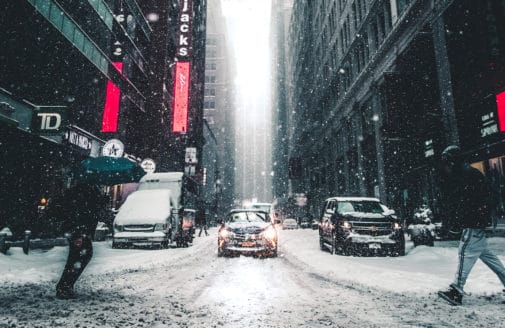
left=0, top=89, right=106, bottom=238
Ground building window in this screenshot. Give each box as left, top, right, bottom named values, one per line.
left=205, top=75, right=216, bottom=83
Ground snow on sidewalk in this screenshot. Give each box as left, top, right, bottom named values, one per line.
left=279, top=229, right=505, bottom=295
left=0, top=228, right=218, bottom=285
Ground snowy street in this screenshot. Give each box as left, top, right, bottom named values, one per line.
left=2, top=228, right=505, bottom=327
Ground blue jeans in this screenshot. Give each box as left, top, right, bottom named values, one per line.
left=452, top=228, right=505, bottom=292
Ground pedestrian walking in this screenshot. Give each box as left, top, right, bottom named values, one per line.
left=437, top=145, right=505, bottom=305
left=198, top=206, right=208, bottom=237
left=55, top=180, right=107, bottom=299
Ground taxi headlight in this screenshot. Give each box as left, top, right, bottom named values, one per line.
left=261, top=226, right=277, bottom=240
left=219, top=228, right=232, bottom=239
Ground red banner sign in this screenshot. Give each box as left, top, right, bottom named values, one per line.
left=101, top=62, right=123, bottom=133
left=173, top=62, right=190, bottom=133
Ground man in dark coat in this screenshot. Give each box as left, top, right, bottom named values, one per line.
left=437, top=145, right=505, bottom=305
left=197, top=206, right=208, bottom=237
left=55, top=181, right=107, bottom=299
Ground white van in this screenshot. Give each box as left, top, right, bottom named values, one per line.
left=112, top=189, right=175, bottom=248
left=137, top=172, right=200, bottom=247
left=138, top=172, right=185, bottom=209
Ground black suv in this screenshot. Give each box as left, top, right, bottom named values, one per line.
left=318, top=197, right=405, bottom=256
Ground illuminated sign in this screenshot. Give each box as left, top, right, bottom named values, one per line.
left=32, top=106, right=67, bottom=135
left=172, top=0, right=193, bottom=133
left=102, top=3, right=127, bottom=133
left=173, top=62, right=190, bottom=133
left=496, top=90, right=505, bottom=132
left=102, top=138, right=124, bottom=158
left=140, top=158, right=156, bottom=173
left=101, top=62, right=123, bottom=132
left=176, top=0, right=193, bottom=59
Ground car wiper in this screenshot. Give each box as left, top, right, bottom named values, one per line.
left=255, top=213, right=265, bottom=221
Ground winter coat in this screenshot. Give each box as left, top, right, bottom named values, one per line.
left=439, top=164, right=496, bottom=229
left=56, top=184, right=107, bottom=236
left=196, top=210, right=206, bottom=226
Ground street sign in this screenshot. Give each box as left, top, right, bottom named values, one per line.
left=185, top=147, right=197, bottom=163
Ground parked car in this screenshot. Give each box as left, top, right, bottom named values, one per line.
left=218, top=209, right=277, bottom=257
left=282, top=218, right=298, bottom=230
left=112, top=189, right=175, bottom=248
left=299, top=216, right=311, bottom=229
left=319, top=197, right=405, bottom=256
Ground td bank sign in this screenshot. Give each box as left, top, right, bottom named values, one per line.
left=31, top=106, right=67, bottom=135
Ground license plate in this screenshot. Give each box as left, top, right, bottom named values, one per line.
left=242, top=241, right=254, bottom=247
left=368, top=243, right=381, bottom=249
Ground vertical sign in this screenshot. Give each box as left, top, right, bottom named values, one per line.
left=102, top=1, right=127, bottom=133
left=102, top=62, right=123, bottom=132
left=496, top=90, right=505, bottom=132
left=173, top=62, right=190, bottom=133
left=172, top=0, right=193, bottom=133
left=176, top=0, right=193, bottom=59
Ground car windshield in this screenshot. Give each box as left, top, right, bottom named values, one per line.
left=183, top=211, right=195, bottom=220
left=337, top=201, right=385, bottom=214
left=226, top=212, right=267, bottom=223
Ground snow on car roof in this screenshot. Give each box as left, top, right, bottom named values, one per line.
left=325, top=196, right=381, bottom=202
left=139, top=172, right=184, bottom=182
left=115, top=189, right=172, bottom=224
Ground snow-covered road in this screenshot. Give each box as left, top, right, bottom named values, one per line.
left=1, top=228, right=505, bottom=327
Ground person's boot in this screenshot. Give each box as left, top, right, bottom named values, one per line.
left=438, top=285, right=462, bottom=305
left=56, top=287, right=75, bottom=300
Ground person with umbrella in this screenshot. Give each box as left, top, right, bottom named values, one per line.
left=55, top=177, right=109, bottom=299
left=54, top=156, right=143, bottom=298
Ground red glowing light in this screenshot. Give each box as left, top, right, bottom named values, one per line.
left=497, top=91, right=505, bottom=132
left=172, top=62, right=190, bottom=133
left=101, top=62, right=123, bottom=133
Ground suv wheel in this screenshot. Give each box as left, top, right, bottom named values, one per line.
left=271, top=246, right=278, bottom=258
left=396, top=240, right=406, bottom=256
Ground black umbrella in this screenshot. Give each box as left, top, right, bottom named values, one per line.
left=78, top=156, right=146, bottom=185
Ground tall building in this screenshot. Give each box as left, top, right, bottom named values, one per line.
left=283, top=0, right=505, bottom=221
left=271, top=0, right=293, bottom=201
left=203, top=0, right=236, bottom=217
left=0, top=0, right=207, bottom=237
